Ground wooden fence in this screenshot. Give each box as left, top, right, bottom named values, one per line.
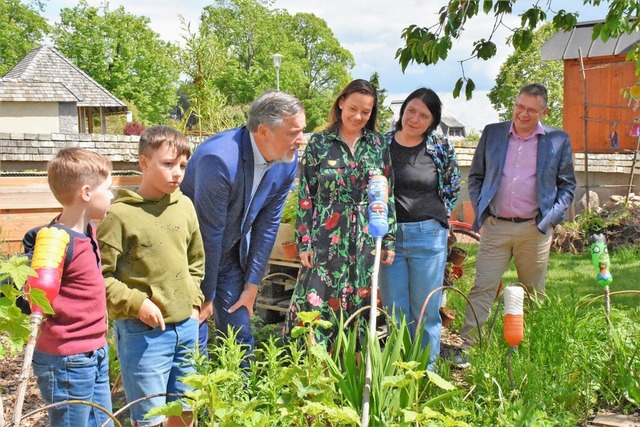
left=1, top=173, right=141, bottom=254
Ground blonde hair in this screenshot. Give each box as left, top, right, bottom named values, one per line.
left=47, top=147, right=112, bottom=205
left=139, top=126, right=192, bottom=159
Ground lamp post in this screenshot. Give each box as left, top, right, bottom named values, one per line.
left=272, top=53, right=283, bottom=91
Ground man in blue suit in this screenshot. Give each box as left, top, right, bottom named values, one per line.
left=450, top=84, right=576, bottom=368
left=181, top=91, right=306, bottom=357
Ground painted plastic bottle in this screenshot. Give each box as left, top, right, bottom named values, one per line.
left=503, top=286, right=524, bottom=347
left=367, top=174, right=389, bottom=239
left=25, top=227, right=70, bottom=314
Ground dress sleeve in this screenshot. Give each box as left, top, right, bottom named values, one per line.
left=295, top=133, right=320, bottom=253
left=381, top=135, right=396, bottom=251
left=442, top=135, right=462, bottom=216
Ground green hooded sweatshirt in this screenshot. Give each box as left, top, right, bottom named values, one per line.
left=98, top=188, right=205, bottom=323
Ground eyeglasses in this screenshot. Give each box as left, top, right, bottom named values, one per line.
left=513, top=102, right=543, bottom=116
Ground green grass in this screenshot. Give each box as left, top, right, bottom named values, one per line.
left=510, top=247, right=640, bottom=308
left=441, top=245, right=640, bottom=425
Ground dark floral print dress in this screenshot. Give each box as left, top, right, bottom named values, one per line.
left=285, top=128, right=396, bottom=345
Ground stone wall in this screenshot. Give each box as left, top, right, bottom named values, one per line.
left=1, top=133, right=639, bottom=213
left=58, top=102, right=78, bottom=134
left=0, top=132, right=142, bottom=171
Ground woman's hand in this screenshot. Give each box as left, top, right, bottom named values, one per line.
left=299, top=250, right=314, bottom=268
left=381, top=250, right=395, bottom=265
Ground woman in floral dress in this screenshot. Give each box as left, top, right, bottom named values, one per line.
left=285, top=79, right=396, bottom=346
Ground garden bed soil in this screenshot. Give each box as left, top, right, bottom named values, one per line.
left=1, top=341, right=128, bottom=426
left=1, top=343, right=47, bottom=426
left=552, top=204, right=640, bottom=254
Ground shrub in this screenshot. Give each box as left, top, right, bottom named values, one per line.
left=123, top=122, right=146, bottom=136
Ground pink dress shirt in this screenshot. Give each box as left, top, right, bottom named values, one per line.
left=490, top=122, right=545, bottom=219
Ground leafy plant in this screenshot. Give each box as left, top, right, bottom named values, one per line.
left=0, top=254, right=53, bottom=358
left=280, top=189, right=298, bottom=229
left=326, top=314, right=468, bottom=426
left=575, top=209, right=605, bottom=236
left=458, top=288, right=640, bottom=426
left=148, top=322, right=358, bottom=426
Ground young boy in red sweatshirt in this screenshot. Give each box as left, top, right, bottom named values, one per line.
left=23, top=147, right=114, bottom=426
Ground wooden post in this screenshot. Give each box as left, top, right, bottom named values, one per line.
left=100, top=107, right=106, bottom=134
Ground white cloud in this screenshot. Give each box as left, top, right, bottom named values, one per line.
left=43, top=0, right=609, bottom=131
left=387, top=90, right=498, bottom=132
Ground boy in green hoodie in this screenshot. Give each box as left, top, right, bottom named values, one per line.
left=97, top=126, right=204, bottom=427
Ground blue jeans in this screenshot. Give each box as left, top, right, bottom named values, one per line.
left=379, top=219, right=447, bottom=370
left=32, top=345, right=113, bottom=427
left=198, top=262, right=254, bottom=368
left=114, top=317, right=198, bottom=426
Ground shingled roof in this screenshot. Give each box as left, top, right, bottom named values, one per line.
left=0, top=81, right=80, bottom=102
left=0, top=45, right=126, bottom=110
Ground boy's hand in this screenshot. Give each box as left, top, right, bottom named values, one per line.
left=228, top=283, right=258, bottom=318
left=138, top=299, right=166, bottom=331
left=199, top=301, right=214, bottom=324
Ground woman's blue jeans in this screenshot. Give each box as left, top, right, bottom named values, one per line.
left=379, top=219, right=447, bottom=370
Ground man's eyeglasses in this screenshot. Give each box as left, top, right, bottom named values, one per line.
left=513, top=103, right=543, bottom=116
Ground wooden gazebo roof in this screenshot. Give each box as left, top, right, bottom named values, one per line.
left=0, top=45, right=126, bottom=112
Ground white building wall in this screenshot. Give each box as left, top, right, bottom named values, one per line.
left=0, top=102, right=60, bottom=133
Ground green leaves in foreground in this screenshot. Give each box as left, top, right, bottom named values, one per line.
left=150, top=313, right=468, bottom=426
left=453, top=77, right=476, bottom=100
left=0, top=255, right=52, bottom=358
left=328, top=314, right=467, bottom=426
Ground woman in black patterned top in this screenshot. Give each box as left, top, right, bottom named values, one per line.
left=379, top=88, right=461, bottom=371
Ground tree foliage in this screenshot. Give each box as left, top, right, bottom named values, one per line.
left=396, top=1, right=640, bottom=99
left=199, top=0, right=285, bottom=106
left=0, top=0, right=49, bottom=76
left=196, top=0, right=353, bottom=131
left=488, top=23, right=563, bottom=128
left=369, top=72, right=393, bottom=133
left=51, top=0, right=180, bottom=124
left=177, top=17, right=245, bottom=135
left=284, top=12, right=353, bottom=130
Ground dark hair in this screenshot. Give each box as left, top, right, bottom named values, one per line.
left=518, top=83, right=548, bottom=109
left=395, top=87, right=442, bottom=138
left=139, top=126, right=192, bottom=159
left=327, top=79, right=378, bottom=132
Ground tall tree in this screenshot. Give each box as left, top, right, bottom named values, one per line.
left=196, top=0, right=353, bottom=130
left=396, top=1, right=640, bottom=99
left=51, top=0, right=180, bottom=124
left=200, top=0, right=285, bottom=105
left=488, top=23, right=563, bottom=128
left=0, top=0, right=49, bottom=76
left=284, top=12, right=353, bottom=130
left=177, top=17, right=245, bottom=134
left=369, top=72, right=393, bottom=133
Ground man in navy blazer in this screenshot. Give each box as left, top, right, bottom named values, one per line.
left=451, top=84, right=576, bottom=368
left=181, top=91, right=306, bottom=357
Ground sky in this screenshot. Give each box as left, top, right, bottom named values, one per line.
left=43, top=0, right=610, bottom=131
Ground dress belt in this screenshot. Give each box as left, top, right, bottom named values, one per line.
left=493, top=215, right=534, bottom=223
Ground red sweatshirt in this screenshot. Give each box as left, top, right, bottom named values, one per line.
left=23, top=221, right=107, bottom=355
